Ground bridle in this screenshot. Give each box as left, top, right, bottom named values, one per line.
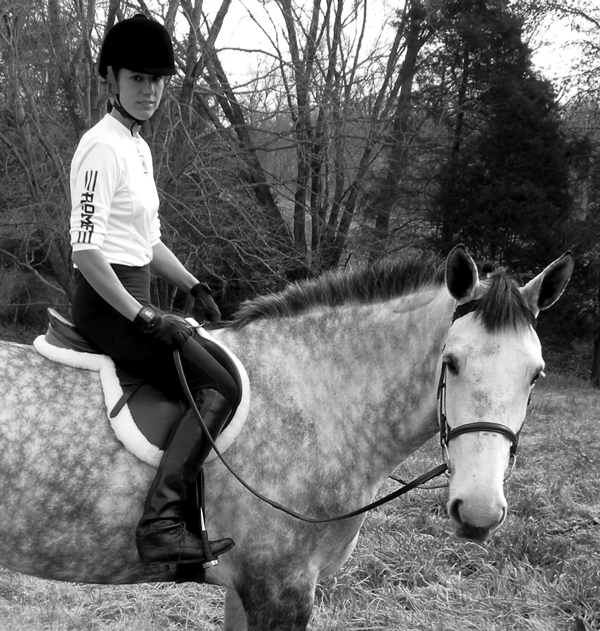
left=436, top=299, right=537, bottom=478
left=173, top=298, right=537, bottom=524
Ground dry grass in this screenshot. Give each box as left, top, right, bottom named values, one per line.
left=0, top=578, right=225, bottom=630
left=0, top=373, right=598, bottom=630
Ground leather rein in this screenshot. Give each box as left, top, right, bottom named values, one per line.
left=174, top=298, right=536, bottom=524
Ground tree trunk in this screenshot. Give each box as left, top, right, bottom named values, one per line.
left=592, top=280, right=600, bottom=387
left=591, top=333, right=600, bottom=387
left=368, top=0, right=429, bottom=262
left=439, top=39, right=471, bottom=256
left=202, top=48, right=290, bottom=239
left=323, top=3, right=417, bottom=269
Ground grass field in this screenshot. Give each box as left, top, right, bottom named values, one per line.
left=0, top=373, right=598, bottom=630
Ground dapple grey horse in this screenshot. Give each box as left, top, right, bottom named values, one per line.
left=0, top=246, right=573, bottom=629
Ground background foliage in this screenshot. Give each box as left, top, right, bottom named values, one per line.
left=1, top=0, right=600, bottom=378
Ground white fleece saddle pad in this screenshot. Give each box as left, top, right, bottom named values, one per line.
left=33, top=328, right=250, bottom=468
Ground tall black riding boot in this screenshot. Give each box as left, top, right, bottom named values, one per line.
left=135, top=389, right=235, bottom=567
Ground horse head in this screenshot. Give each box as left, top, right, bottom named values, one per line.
left=441, top=246, right=574, bottom=542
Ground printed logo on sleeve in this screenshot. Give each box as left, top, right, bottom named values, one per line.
left=77, top=170, right=98, bottom=243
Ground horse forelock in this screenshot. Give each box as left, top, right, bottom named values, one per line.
left=476, top=269, right=532, bottom=332
left=228, top=254, right=445, bottom=329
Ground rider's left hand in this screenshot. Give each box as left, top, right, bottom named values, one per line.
left=190, top=282, right=221, bottom=323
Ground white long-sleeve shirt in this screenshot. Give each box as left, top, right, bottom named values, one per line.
left=70, top=114, right=161, bottom=267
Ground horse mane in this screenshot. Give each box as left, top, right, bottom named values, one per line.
left=476, top=268, right=533, bottom=332
left=228, top=253, right=445, bottom=330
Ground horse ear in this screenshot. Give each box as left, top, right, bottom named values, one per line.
left=521, top=251, right=574, bottom=316
left=446, top=245, right=479, bottom=301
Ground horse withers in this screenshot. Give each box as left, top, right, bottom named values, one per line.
left=0, top=247, right=573, bottom=630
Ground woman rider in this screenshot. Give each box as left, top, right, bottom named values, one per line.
left=69, top=14, right=235, bottom=568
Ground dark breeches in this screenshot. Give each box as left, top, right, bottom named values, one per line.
left=71, top=265, right=237, bottom=406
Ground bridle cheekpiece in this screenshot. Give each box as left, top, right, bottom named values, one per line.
left=437, top=299, right=537, bottom=478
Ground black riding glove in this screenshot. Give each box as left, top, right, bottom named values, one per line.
left=134, top=306, right=192, bottom=351
left=190, top=282, right=221, bottom=323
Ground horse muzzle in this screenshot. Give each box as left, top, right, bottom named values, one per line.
left=444, top=429, right=512, bottom=542
left=448, top=495, right=507, bottom=542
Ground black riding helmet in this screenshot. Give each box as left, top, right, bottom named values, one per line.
left=98, top=15, right=175, bottom=127
left=98, top=14, right=176, bottom=78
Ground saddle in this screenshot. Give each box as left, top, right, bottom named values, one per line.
left=36, top=309, right=249, bottom=466
left=35, top=309, right=250, bottom=584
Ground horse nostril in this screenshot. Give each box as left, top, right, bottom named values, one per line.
left=448, top=498, right=507, bottom=542
left=449, top=498, right=464, bottom=526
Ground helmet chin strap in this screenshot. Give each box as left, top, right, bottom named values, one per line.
left=107, top=66, right=144, bottom=132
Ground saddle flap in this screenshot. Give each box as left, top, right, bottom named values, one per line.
left=35, top=315, right=251, bottom=468
left=46, top=308, right=102, bottom=354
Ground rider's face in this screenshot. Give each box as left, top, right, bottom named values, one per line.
left=116, top=69, right=166, bottom=121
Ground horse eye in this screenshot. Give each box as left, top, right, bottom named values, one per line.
left=531, top=370, right=545, bottom=386
left=445, top=358, right=458, bottom=375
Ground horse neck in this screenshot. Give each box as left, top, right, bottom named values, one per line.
left=332, top=288, right=453, bottom=478
left=227, top=286, right=454, bottom=489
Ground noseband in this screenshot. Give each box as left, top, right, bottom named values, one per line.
left=437, top=299, right=537, bottom=475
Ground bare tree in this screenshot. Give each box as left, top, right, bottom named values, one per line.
left=218, top=0, right=436, bottom=272
left=0, top=0, right=441, bottom=316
